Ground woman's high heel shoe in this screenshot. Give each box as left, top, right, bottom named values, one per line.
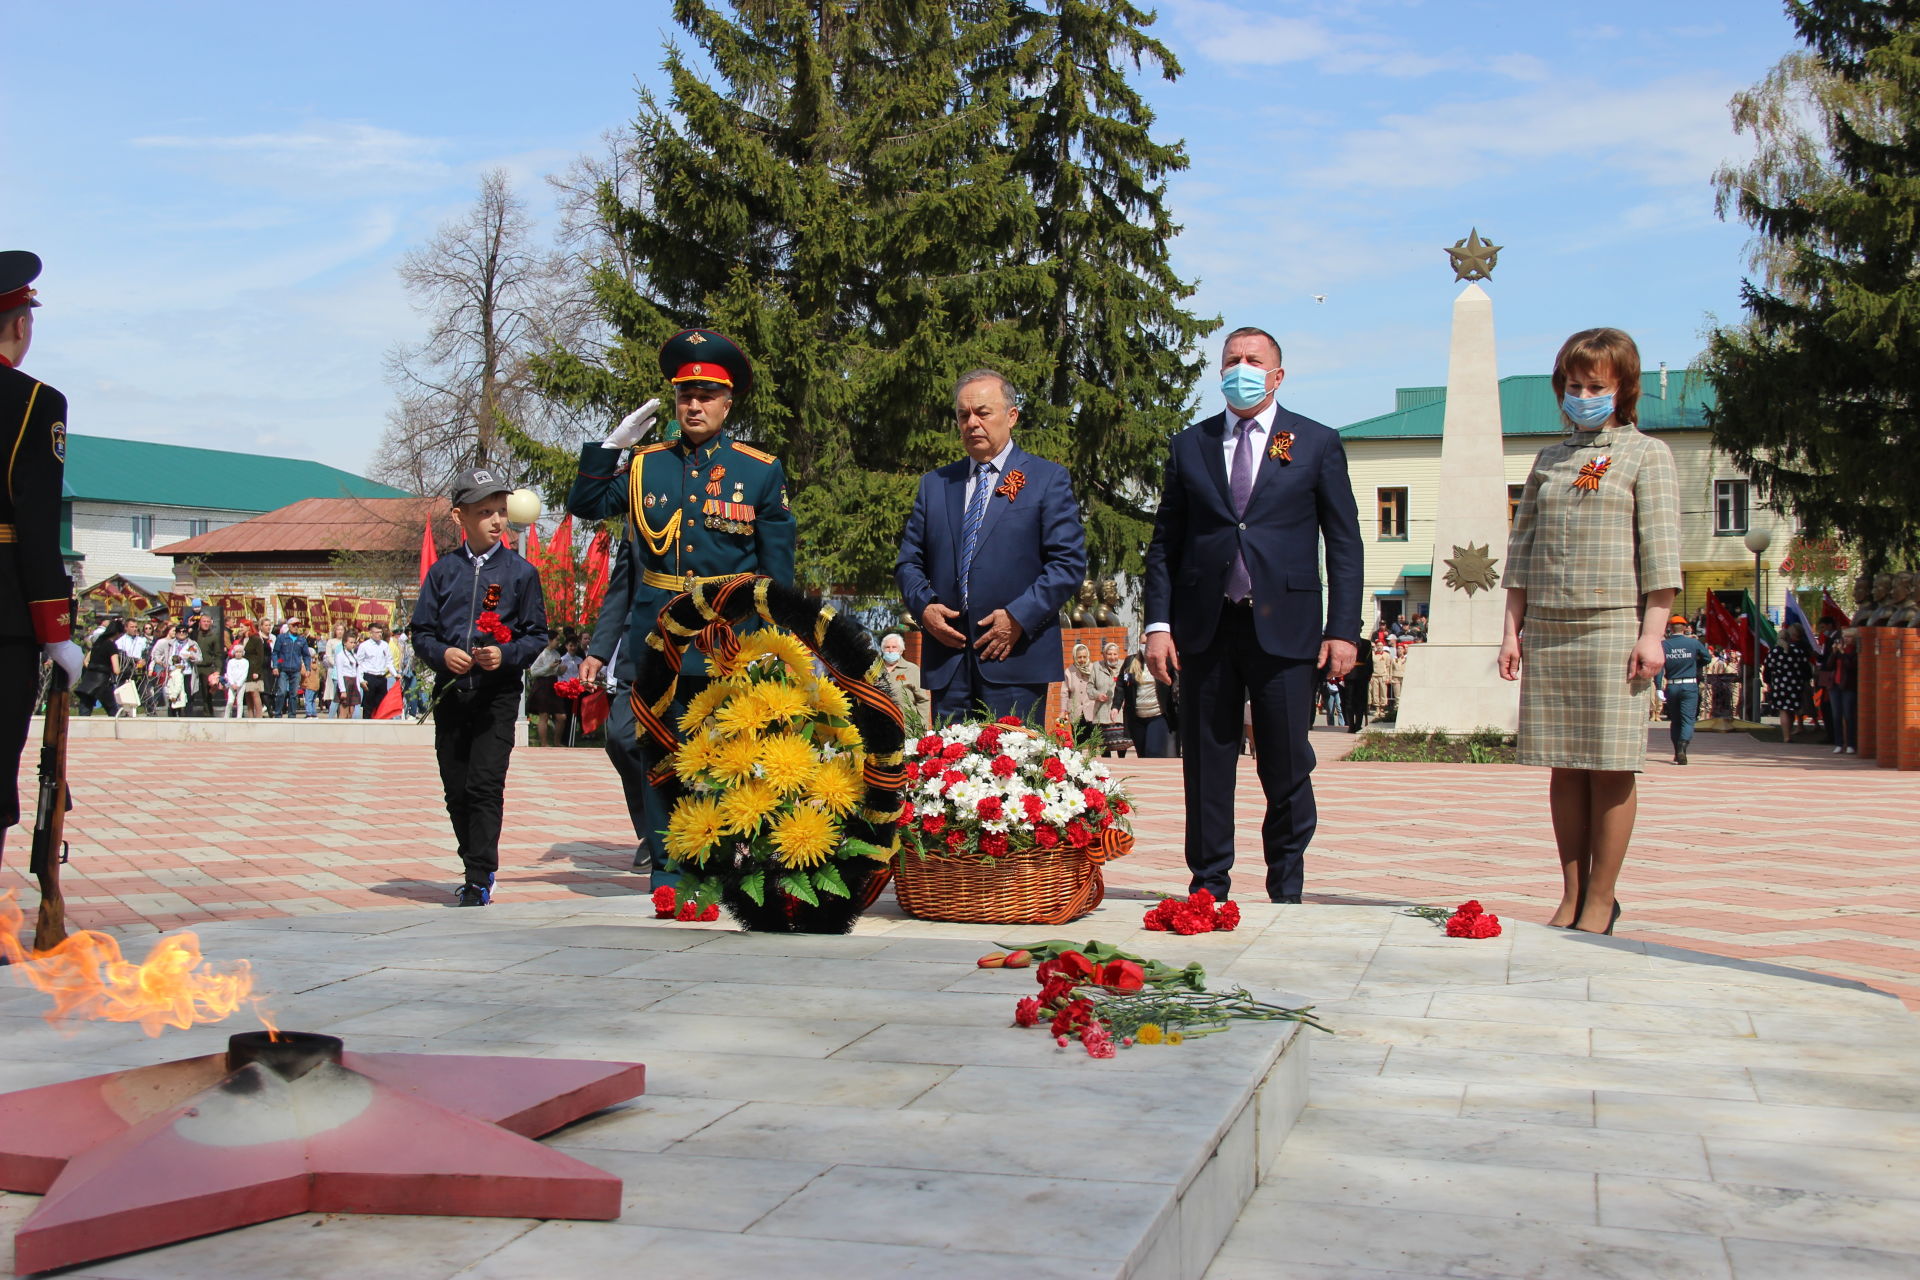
left=1572, top=899, right=1621, bottom=935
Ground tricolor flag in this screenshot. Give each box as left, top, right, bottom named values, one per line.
left=1782, top=590, right=1820, bottom=653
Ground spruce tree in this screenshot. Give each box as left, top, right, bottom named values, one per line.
left=1005, top=0, right=1211, bottom=575
left=1702, top=1, right=1920, bottom=565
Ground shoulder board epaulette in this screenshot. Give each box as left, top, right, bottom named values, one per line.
left=730, top=442, right=776, bottom=464
left=637, top=443, right=672, bottom=455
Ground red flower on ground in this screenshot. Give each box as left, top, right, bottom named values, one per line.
left=651, top=886, right=676, bottom=919
left=979, top=832, right=1010, bottom=858
left=1217, top=901, right=1241, bottom=931
left=1171, top=905, right=1213, bottom=935
left=1043, top=757, right=1068, bottom=782
left=1098, top=959, right=1146, bottom=992
left=1013, top=997, right=1041, bottom=1028
left=676, top=900, right=701, bottom=922
left=990, top=754, right=1018, bottom=778
left=1081, top=1023, right=1118, bottom=1059
left=1038, top=976, right=1077, bottom=1005
left=1456, top=900, right=1484, bottom=919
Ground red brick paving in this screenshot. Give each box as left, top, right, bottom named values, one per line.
left=5, top=726, right=1914, bottom=1007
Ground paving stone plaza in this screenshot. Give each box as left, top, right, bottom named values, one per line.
left=3, top=725, right=1917, bottom=1278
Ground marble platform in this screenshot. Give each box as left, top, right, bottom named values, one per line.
left=6, top=894, right=1918, bottom=1279
left=0, top=896, right=1308, bottom=1279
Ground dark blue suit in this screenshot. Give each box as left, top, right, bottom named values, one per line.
left=895, top=443, right=1085, bottom=721
left=1143, top=407, right=1362, bottom=901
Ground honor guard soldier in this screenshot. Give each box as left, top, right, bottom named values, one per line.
left=571, top=329, right=795, bottom=883
left=0, top=252, right=83, bottom=866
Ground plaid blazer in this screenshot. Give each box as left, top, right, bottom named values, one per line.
left=1506, top=422, right=1681, bottom=609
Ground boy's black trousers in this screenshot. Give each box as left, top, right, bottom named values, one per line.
left=433, top=681, right=520, bottom=887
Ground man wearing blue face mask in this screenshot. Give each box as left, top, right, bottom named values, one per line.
left=1142, top=327, right=1363, bottom=904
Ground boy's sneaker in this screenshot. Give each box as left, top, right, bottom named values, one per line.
left=455, top=883, right=491, bottom=907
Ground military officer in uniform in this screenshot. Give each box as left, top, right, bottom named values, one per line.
left=0, top=252, right=84, bottom=868
left=571, top=329, right=795, bottom=885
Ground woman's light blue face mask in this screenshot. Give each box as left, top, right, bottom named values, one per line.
left=1561, top=393, right=1613, bottom=429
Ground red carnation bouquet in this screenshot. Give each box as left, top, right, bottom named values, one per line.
left=473, top=611, right=513, bottom=644
left=1143, top=889, right=1240, bottom=935
left=553, top=677, right=588, bottom=700
left=1405, top=899, right=1503, bottom=938
left=652, top=885, right=720, bottom=923
left=898, top=716, right=1134, bottom=866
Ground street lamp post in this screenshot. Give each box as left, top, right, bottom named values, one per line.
left=1743, top=527, right=1772, bottom=721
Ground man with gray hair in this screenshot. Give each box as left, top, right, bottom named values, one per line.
left=896, top=369, right=1085, bottom=721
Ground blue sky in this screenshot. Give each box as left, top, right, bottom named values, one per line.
left=2, top=1, right=1799, bottom=481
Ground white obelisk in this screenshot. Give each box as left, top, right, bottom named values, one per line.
left=1393, top=280, right=1520, bottom=733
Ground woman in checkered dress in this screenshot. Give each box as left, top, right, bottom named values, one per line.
left=1499, top=329, right=1681, bottom=934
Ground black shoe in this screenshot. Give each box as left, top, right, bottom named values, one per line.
left=1571, top=899, right=1621, bottom=935
left=1677, top=746, right=1688, bottom=765
left=631, top=846, right=653, bottom=873
left=1271, top=894, right=1302, bottom=904
left=454, top=883, right=491, bottom=907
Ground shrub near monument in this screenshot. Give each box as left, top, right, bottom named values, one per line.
left=1345, top=728, right=1517, bottom=764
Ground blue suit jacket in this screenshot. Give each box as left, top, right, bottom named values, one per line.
left=1143, top=407, right=1363, bottom=659
left=895, top=443, right=1086, bottom=690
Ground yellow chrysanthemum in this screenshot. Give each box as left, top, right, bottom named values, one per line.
left=1136, top=1023, right=1164, bottom=1045
left=678, top=683, right=731, bottom=733
left=771, top=805, right=839, bottom=868
left=663, top=797, right=725, bottom=865
left=717, top=779, right=782, bottom=835
left=753, top=681, right=811, bottom=724
left=829, top=723, right=865, bottom=747
left=748, top=629, right=817, bottom=678
left=758, top=732, right=819, bottom=796
left=714, top=691, right=776, bottom=737
left=673, top=733, right=716, bottom=778
left=708, top=733, right=765, bottom=784
left=809, top=680, right=852, bottom=719
left=1166, top=1031, right=1184, bottom=1046
left=805, top=758, right=863, bottom=817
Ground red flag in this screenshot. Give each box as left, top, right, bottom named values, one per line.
left=418, top=518, right=437, bottom=587
left=372, top=680, right=403, bottom=720
left=583, top=528, right=612, bottom=617
left=1703, top=592, right=1743, bottom=653
left=526, top=523, right=543, bottom=575
left=548, top=517, right=576, bottom=627
left=1821, top=591, right=1852, bottom=632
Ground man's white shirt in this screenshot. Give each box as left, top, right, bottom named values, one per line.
left=354, top=639, right=392, bottom=677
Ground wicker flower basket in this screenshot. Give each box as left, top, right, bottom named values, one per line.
left=892, top=846, right=1105, bottom=925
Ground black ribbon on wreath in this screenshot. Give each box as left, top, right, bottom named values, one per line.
left=629, top=574, right=906, bottom=932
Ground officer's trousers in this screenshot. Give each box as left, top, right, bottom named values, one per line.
left=605, top=678, right=700, bottom=890
left=0, top=641, right=40, bottom=832
left=432, top=681, right=520, bottom=888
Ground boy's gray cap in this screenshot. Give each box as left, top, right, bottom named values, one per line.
left=451, top=466, right=512, bottom=507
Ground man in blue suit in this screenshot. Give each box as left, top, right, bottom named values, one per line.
left=896, top=369, right=1086, bottom=721
left=1143, top=327, right=1362, bottom=903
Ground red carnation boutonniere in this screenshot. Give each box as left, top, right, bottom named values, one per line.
left=474, top=610, right=513, bottom=644
left=996, top=469, right=1026, bottom=502
left=1572, top=456, right=1611, bottom=491
left=1268, top=430, right=1294, bottom=463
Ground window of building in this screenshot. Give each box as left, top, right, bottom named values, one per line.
left=1377, top=487, right=1408, bottom=541
left=189, top=519, right=210, bottom=537
left=131, top=515, right=153, bottom=550
left=1508, top=484, right=1525, bottom=528
left=1714, top=480, right=1750, bottom=535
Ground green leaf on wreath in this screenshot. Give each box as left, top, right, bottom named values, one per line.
left=740, top=871, right=766, bottom=905
left=842, top=837, right=893, bottom=861
left=814, top=862, right=850, bottom=899
left=778, top=872, right=820, bottom=907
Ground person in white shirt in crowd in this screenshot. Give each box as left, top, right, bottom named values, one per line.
left=354, top=624, right=394, bottom=718
left=116, top=619, right=150, bottom=669
left=333, top=628, right=361, bottom=719
left=222, top=644, right=249, bottom=719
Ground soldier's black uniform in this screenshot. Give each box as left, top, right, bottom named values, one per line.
left=0, top=252, right=75, bottom=837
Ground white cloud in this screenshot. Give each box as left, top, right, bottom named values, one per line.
left=1303, top=78, right=1742, bottom=192
left=1164, top=0, right=1560, bottom=81
left=132, top=121, right=449, bottom=193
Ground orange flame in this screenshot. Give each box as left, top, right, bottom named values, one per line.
left=1, top=890, right=260, bottom=1037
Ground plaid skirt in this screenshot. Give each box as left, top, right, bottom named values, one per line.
left=1517, top=606, right=1649, bottom=772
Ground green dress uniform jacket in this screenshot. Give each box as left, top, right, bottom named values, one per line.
left=568, top=433, right=796, bottom=675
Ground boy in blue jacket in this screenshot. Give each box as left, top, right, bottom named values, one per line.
left=410, top=468, right=550, bottom=905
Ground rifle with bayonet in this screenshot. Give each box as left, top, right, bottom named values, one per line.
left=29, top=663, right=70, bottom=951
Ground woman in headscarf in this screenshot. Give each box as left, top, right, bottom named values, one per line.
left=1098, top=639, right=1132, bottom=756
left=1062, top=641, right=1112, bottom=743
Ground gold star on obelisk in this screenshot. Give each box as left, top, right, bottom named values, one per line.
left=1445, top=229, right=1502, bottom=282
left=1442, top=542, right=1500, bottom=596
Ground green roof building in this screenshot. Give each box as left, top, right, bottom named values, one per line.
left=63, top=434, right=411, bottom=592
left=1336, top=370, right=1798, bottom=624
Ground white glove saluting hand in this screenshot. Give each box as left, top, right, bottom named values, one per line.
left=44, top=640, right=83, bottom=687
left=602, top=399, right=661, bottom=450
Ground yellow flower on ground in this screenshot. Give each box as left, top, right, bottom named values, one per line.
left=715, top=691, right=776, bottom=737
left=771, top=805, right=839, bottom=868
left=1136, top=1023, right=1164, bottom=1045
left=809, top=680, right=852, bottom=719
left=754, top=681, right=811, bottom=724
left=758, top=732, right=819, bottom=795
left=1166, top=1031, right=1184, bottom=1046
left=663, top=797, right=725, bottom=865
left=678, top=683, right=731, bottom=733
left=709, top=733, right=764, bottom=784
left=805, top=758, right=863, bottom=817
left=717, top=779, right=782, bottom=835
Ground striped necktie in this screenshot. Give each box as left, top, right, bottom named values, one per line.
left=960, top=461, right=996, bottom=609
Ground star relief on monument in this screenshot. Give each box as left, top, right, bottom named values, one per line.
left=1442, top=542, right=1500, bottom=596
left=1445, top=228, right=1501, bottom=282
